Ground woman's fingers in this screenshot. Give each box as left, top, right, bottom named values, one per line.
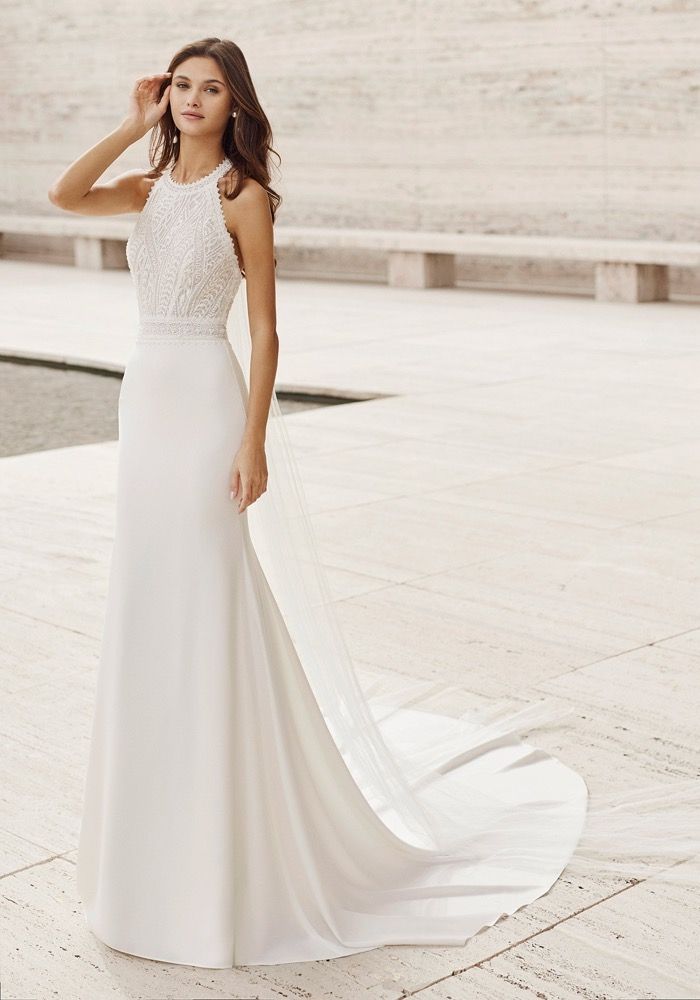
left=238, top=478, right=253, bottom=506
left=229, top=468, right=240, bottom=500
left=230, top=447, right=268, bottom=511
left=231, top=477, right=268, bottom=512
left=134, top=73, right=171, bottom=96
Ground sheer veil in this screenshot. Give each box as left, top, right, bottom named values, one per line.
left=226, top=277, right=700, bottom=890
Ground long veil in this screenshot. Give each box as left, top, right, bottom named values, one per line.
left=226, top=278, right=700, bottom=891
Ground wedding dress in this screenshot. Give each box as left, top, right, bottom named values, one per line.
left=75, top=155, right=700, bottom=969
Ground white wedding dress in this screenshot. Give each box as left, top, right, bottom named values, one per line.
left=76, top=155, right=594, bottom=968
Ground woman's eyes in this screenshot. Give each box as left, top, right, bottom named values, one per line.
left=175, top=84, right=219, bottom=93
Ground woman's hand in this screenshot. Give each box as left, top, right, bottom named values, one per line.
left=230, top=440, right=268, bottom=513
left=121, top=73, right=172, bottom=140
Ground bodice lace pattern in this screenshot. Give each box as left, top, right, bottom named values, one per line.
left=126, top=156, right=242, bottom=341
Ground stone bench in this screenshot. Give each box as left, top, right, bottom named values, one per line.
left=277, top=228, right=700, bottom=302
left=2, top=214, right=699, bottom=302
left=0, top=213, right=133, bottom=270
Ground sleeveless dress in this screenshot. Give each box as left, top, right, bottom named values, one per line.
left=76, top=155, right=589, bottom=968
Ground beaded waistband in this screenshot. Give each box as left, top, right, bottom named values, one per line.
left=137, top=316, right=228, bottom=342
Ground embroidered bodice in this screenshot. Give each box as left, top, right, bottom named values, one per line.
left=125, top=156, right=242, bottom=340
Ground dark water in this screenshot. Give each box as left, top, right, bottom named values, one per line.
left=0, top=358, right=352, bottom=458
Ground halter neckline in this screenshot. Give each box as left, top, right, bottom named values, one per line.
left=165, top=156, right=230, bottom=189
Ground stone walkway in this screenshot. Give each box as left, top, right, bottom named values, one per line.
left=1, top=259, right=699, bottom=999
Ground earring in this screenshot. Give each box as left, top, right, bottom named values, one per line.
left=231, top=111, right=237, bottom=118
left=173, top=132, right=179, bottom=143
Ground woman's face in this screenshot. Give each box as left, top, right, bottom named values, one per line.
left=169, top=56, right=233, bottom=139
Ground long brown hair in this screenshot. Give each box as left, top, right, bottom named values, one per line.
left=146, top=37, right=282, bottom=225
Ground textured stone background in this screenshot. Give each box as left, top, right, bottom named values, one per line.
left=3, top=0, right=699, bottom=296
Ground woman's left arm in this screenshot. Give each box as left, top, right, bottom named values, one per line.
left=221, top=177, right=279, bottom=514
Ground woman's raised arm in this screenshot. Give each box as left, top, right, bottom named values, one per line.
left=48, top=73, right=171, bottom=215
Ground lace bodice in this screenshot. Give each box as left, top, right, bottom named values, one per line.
left=125, top=156, right=242, bottom=339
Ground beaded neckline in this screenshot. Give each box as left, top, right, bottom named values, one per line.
left=164, top=156, right=230, bottom=189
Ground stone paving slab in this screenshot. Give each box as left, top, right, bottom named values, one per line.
left=1, top=261, right=699, bottom=999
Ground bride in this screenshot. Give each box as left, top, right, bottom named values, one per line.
left=48, top=37, right=699, bottom=970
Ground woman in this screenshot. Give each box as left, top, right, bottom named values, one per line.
left=48, top=37, right=698, bottom=971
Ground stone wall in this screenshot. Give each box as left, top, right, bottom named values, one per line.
left=4, top=1, right=699, bottom=297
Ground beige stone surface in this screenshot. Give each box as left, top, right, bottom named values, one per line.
left=1, top=261, right=699, bottom=997
left=409, top=858, right=700, bottom=1000
left=3, top=3, right=700, bottom=296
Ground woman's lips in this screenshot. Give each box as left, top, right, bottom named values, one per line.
left=182, top=112, right=204, bottom=119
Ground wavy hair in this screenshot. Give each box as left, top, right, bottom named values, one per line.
left=146, top=37, right=282, bottom=240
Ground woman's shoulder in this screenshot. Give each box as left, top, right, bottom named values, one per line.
left=133, top=168, right=163, bottom=212
left=218, top=172, right=269, bottom=231
left=217, top=173, right=271, bottom=227
left=217, top=170, right=264, bottom=200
